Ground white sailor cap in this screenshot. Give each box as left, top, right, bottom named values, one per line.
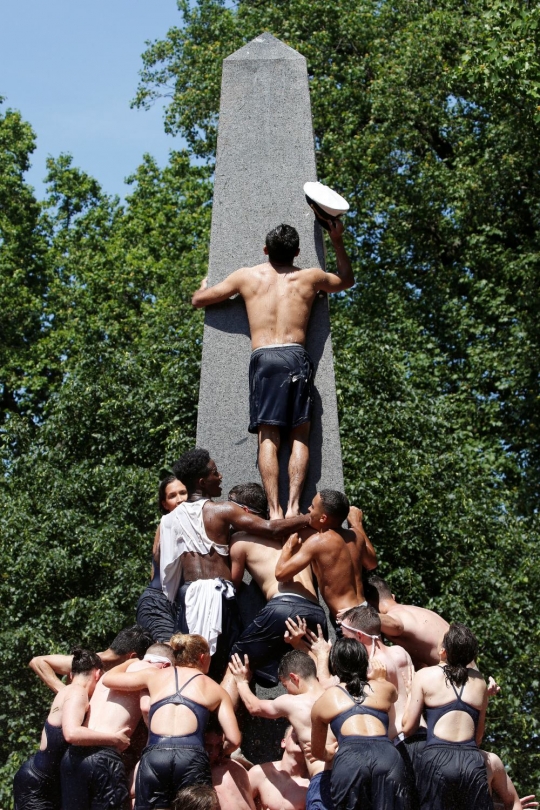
left=304, top=181, right=349, bottom=230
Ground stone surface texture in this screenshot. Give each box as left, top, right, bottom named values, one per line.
left=196, top=33, right=342, bottom=761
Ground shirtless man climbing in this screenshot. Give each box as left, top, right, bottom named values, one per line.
left=161, top=449, right=311, bottom=679
left=192, top=221, right=354, bottom=518
left=275, top=490, right=369, bottom=623
left=364, top=574, right=450, bottom=668
left=229, top=650, right=334, bottom=810
left=220, top=482, right=327, bottom=705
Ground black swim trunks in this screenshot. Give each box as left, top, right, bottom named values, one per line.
left=135, top=744, right=212, bottom=810
left=136, top=586, right=176, bottom=643
left=230, top=594, right=327, bottom=687
left=13, top=755, right=61, bottom=810
left=61, top=746, right=129, bottom=810
left=248, top=344, right=314, bottom=434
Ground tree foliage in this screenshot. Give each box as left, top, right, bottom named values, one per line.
left=2, top=0, right=540, bottom=802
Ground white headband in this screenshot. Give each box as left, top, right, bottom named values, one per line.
left=340, top=622, right=380, bottom=660
left=144, top=654, right=172, bottom=664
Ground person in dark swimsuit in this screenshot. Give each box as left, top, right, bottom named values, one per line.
left=310, top=638, right=410, bottom=810
left=136, top=476, right=188, bottom=642
left=14, top=649, right=119, bottom=810
left=402, top=622, right=493, bottom=810
left=102, top=633, right=241, bottom=810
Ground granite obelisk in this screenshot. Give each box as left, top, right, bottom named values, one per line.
left=196, top=33, right=344, bottom=760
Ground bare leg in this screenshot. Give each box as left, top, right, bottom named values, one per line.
left=258, top=425, right=283, bottom=518
left=221, top=669, right=240, bottom=710
left=286, top=422, right=310, bottom=517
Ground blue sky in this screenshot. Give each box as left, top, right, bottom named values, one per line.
left=0, top=1, right=184, bottom=201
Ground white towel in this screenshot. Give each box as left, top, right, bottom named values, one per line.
left=184, top=578, right=235, bottom=656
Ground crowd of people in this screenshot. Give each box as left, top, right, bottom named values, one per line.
left=13, top=223, right=537, bottom=809
left=14, top=448, right=537, bottom=810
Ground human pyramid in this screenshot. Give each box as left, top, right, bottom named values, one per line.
left=14, top=209, right=537, bottom=810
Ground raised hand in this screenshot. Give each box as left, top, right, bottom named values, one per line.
left=284, top=616, right=308, bottom=649
left=228, top=653, right=251, bottom=683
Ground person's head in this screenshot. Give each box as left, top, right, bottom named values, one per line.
left=339, top=606, right=381, bottom=659
left=170, top=633, right=210, bottom=673
left=204, top=714, right=224, bottom=766
left=329, top=637, right=369, bottom=700
left=228, top=483, right=268, bottom=518
left=172, top=785, right=219, bottom=810
left=158, top=475, right=188, bottom=515
left=281, top=724, right=303, bottom=757
left=278, top=650, right=317, bottom=694
left=172, top=449, right=222, bottom=498
left=364, top=575, right=395, bottom=609
left=70, top=647, right=104, bottom=693
left=109, top=625, right=154, bottom=661
left=143, top=643, right=176, bottom=665
left=308, top=490, right=349, bottom=530
left=440, top=623, right=478, bottom=687
left=264, top=224, right=300, bottom=264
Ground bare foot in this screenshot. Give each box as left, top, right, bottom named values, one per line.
left=270, top=506, right=284, bottom=519
left=285, top=507, right=300, bottom=518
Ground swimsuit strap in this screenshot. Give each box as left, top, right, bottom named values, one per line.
left=175, top=671, right=202, bottom=696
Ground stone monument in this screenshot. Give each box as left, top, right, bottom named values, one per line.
left=196, top=32, right=343, bottom=760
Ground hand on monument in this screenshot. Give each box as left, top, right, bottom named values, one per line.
left=520, top=795, right=538, bottom=808
left=284, top=616, right=308, bottom=648
left=114, top=727, right=131, bottom=752
left=487, top=676, right=501, bottom=697
left=199, top=276, right=208, bottom=291
left=228, top=653, right=251, bottom=683
left=304, top=624, right=331, bottom=659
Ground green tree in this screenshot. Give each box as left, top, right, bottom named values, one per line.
left=0, top=148, right=212, bottom=803
left=134, top=0, right=540, bottom=789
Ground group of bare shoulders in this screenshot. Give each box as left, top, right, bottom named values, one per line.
left=24, top=463, right=537, bottom=810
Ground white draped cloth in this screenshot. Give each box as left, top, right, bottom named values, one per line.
left=159, top=499, right=229, bottom=603
left=184, top=578, right=235, bottom=655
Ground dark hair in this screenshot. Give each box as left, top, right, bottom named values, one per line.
left=172, top=785, right=219, bottom=810
left=442, top=623, right=478, bottom=688
left=158, top=475, right=179, bottom=515
left=265, top=224, right=300, bottom=264
left=205, top=713, right=224, bottom=737
left=109, top=625, right=153, bottom=659
left=145, top=643, right=175, bottom=663
left=319, top=489, right=349, bottom=525
left=228, top=483, right=268, bottom=517
left=172, top=448, right=211, bottom=496
left=364, top=575, right=393, bottom=607
left=71, top=648, right=103, bottom=674
left=278, top=650, right=317, bottom=682
left=340, top=604, right=381, bottom=636
left=329, top=637, right=370, bottom=700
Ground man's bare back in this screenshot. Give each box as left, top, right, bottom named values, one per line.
left=192, top=221, right=353, bottom=350
left=364, top=575, right=450, bottom=668
left=230, top=531, right=317, bottom=601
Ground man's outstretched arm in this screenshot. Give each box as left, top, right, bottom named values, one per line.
left=316, top=220, right=355, bottom=293
left=192, top=268, right=244, bottom=308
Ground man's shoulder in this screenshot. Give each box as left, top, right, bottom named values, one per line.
left=386, top=643, right=413, bottom=666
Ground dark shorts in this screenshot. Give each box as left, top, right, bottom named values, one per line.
left=230, top=594, right=327, bottom=687
left=248, top=344, right=314, bottom=434
left=418, top=744, right=493, bottom=810
left=176, top=582, right=242, bottom=682
left=136, top=586, right=176, bottom=643
left=135, top=744, right=211, bottom=810
left=395, top=730, right=427, bottom=810
left=14, top=756, right=61, bottom=810
left=61, top=746, right=129, bottom=810
left=307, top=771, right=334, bottom=810
left=331, top=738, right=411, bottom=810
